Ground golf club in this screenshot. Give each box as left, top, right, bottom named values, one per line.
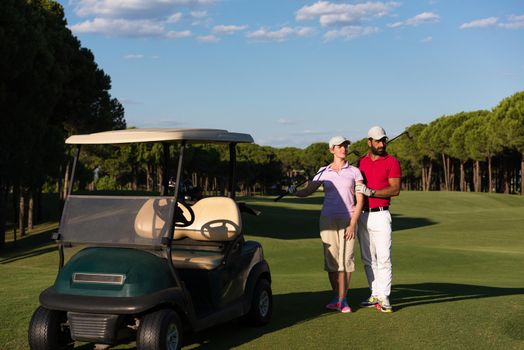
left=387, top=130, right=412, bottom=143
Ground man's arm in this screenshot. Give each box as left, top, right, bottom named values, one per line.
left=373, top=177, right=400, bottom=198
left=356, top=177, right=400, bottom=198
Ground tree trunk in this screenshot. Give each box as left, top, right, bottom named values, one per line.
left=487, top=156, right=493, bottom=193
left=441, top=153, right=449, bottom=191
left=450, top=161, right=455, bottom=191
left=0, top=183, right=7, bottom=248
left=427, top=163, right=432, bottom=191
left=503, top=157, right=510, bottom=194
left=19, top=188, right=26, bottom=237
left=460, top=161, right=465, bottom=192
left=521, top=155, right=524, bottom=196
left=146, top=164, right=152, bottom=191
left=421, top=167, right=426, bottom=192
left=28, top=191, right=34, bottom=230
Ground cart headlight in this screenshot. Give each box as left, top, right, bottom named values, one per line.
left=72, top=273, right=126, bottom=285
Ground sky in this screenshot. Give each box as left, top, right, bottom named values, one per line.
left=58, top=0, right=524, bottom=148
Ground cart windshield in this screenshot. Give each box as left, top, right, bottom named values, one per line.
left=58, top=195, right=175, bottom=247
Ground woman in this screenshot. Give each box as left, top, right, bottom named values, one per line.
left=289, top=136, right=364, bottom=313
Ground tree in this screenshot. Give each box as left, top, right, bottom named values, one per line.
left=491, top=91, right=524, bottom=195
left=0, top=0, right=125, bottom=247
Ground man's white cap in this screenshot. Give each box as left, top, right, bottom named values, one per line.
left=329, top=136, right=350, bottom=149
left=367, top=126, right=388, bottom=140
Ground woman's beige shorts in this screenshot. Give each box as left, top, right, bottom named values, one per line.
left=319, top=216, right=356, bottom=272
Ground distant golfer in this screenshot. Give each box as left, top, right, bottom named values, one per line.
left=288, top=136, right=364, bottom=313
left=356, top=126, right=402, bottom=313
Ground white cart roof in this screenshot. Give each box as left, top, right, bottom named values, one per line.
left=66, top=128, right=254, bottom=145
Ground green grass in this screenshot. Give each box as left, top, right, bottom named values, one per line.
left=1, top=192, right=523, bottom=349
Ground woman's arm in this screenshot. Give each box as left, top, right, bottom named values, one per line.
left=294, top=181, right=322, bottom=197
left=345, top=180, right=364, bottom=240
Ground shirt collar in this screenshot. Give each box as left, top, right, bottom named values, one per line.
left=327, top=161, right=349, bottom=171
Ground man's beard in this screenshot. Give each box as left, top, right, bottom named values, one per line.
left=371, top=144, right=386, bottom=156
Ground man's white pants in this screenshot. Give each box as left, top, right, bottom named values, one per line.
left=358, top=210, right=392, bottom=298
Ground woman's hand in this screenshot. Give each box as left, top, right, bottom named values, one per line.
left=345, top=223, right=356, bottom=240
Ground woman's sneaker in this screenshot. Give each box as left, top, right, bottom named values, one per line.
left=339, top=299, right=352, bottom=313
left=326, top=296, right=341, bottom=310
left=375, top=297, right=393, bottom=313
left=360, top=296, right=379, bottom=308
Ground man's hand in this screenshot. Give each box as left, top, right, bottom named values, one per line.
left=356, top=183, right=373, bottom=197
left=287, top=185, right=297, bottom=194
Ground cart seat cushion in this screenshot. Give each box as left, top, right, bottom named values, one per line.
left=135, top=197, right=242, bottom=242
left=171, top=249, right=224, bottom=270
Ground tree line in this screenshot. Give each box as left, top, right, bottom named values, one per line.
left=60, top=90, right=524, bottom=201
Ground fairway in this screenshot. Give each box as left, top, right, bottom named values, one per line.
left=1, top=192, right=523, bottom=349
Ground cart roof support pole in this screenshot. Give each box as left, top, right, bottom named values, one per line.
left=229, top=143, right=237, bottom=199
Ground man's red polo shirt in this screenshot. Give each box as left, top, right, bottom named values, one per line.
left=359, top=153, right=401, bottom=208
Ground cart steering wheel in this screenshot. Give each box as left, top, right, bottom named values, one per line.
left=174, top=200, right=195, bottom=227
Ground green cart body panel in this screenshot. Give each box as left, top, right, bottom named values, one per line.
left=54, top=247, right=175, bottom=297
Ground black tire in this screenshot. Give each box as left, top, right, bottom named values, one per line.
left=245, top=278, right=272, bottom=326
left=136, top=309, right=183, bottom=350
left=28, top=306, right=73, bottom=350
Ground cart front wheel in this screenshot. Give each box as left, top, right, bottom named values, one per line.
left=245, top=278, right=272, bottom=326
left=28, top=306, right=72, bottom=350
left=137, top=309, right=182, bottom=350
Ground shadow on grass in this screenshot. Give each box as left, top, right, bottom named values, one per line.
left=0, top=227, right=56, bottom=264
left=243, top=200, right=436, bottom=240
left=184, top=283, right=524, bottom=349
left=70, top=282, right=523, bottom=349
left=392, top=283, right=524, bottom=311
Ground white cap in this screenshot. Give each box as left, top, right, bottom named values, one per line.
left=367, top=126, right=387, bottom=140
left=328, top=136, right=350, bottom=149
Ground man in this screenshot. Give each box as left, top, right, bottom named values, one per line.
left=356, top=126, right=401, bottom=313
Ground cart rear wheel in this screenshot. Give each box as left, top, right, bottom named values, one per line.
left=28, top=306, right=72, bottom=350
left=245, top=278, right=272, bottom=326
left=136, top=309, right=182, bottom=350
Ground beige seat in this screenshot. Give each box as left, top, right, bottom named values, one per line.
left=135, top=197, right=242, bottom=269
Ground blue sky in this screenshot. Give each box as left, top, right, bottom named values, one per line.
left=58, top=0, right=524, bottom=148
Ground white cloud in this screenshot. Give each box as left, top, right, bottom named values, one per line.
left=71, top=18, right=165, bottom=37
left=421, top=36, right=432, bottom=43
left=73, top=0, right=215, bottom=18
left=460, top=17, right=498, bottom=29
left=459, top=15, right=524, bottom=30
left=166, top=30, right=192, bottom=39
left=197, top=34, right=219, bottom=42
left=277, top=118, right=296, bottom=125
left=213, top=25, right=248, bottom=35
left=190, top=10, right=208, bottom=18
left=296, top=1, right=400, bottom=26
left=500, top=14, right=524, bottom=29
left=167, top=12, right=183, bottom=23
left=388, top=11, right=440, bottom=28
left=124, top=54, right=145, bottom=59
left=324, top=25, right=379, bottom=41
left=247, top=26, right=314, bottom=42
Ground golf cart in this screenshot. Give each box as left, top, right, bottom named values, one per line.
left=28, top=128, right=272, bottom=350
